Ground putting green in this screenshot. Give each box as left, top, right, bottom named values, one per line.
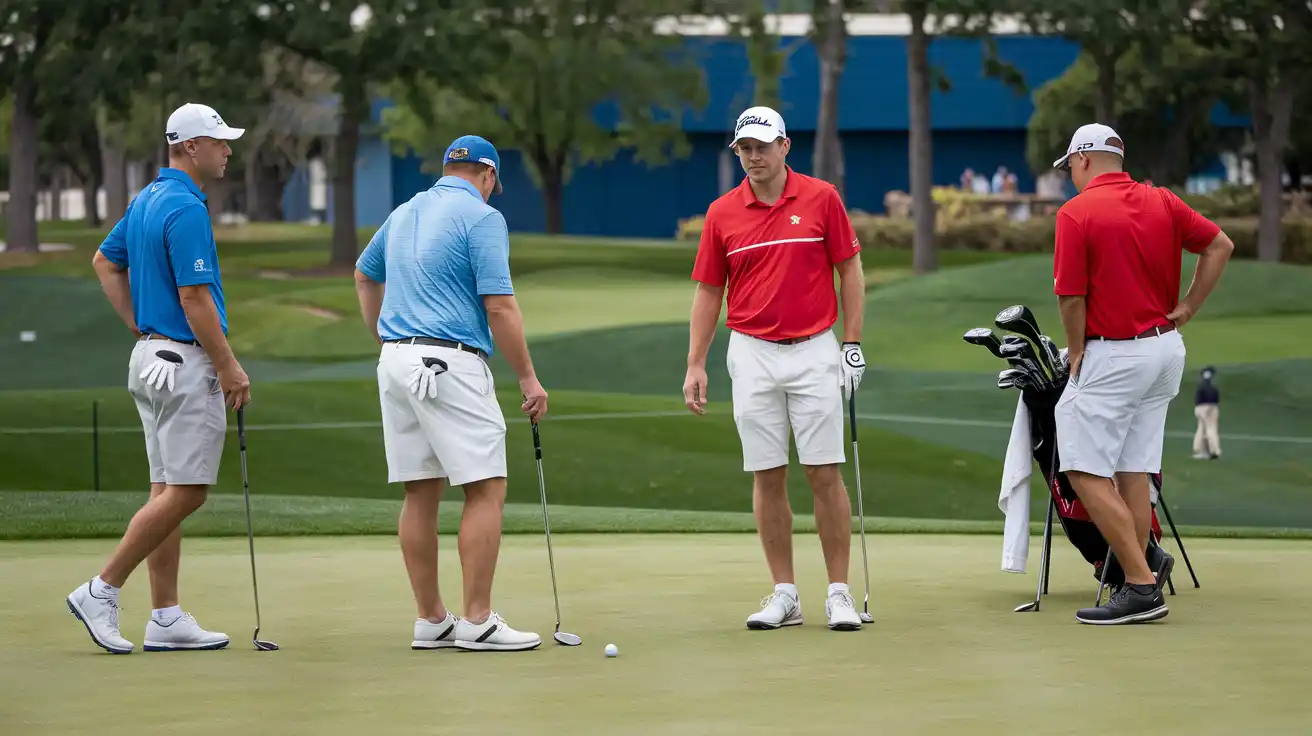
left=3, top=534, right=1308, bottom=733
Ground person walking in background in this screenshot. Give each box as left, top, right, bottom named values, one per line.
left=1193, top=366, right=1222, bottom=460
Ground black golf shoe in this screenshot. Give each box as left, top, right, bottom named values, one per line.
left=1075, top=583, right=1168, bottom=625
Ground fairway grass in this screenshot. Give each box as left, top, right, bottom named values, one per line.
left=3, top=534, right=1309, bottom=734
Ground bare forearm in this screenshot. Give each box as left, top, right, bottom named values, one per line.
left=180, top=289, right=237, bottom=370
left=688, top=284, right=725, bottom=368
left=1180, top=234, right=1234, bottom=317
left=486, top=298, right=536, bottom=382
left=1058, top=295, right=1086, bottom=351
left=354, top=276, right=384, bottom=344
left=95, top=266, right=139, bottom=335
left=837, top=256, right=864, bottom=342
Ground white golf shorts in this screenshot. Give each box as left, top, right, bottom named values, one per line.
left=1055, top=329, right=1186, bottom=478
left=127, top=336, right=226, bottom=486
left=376, top=341, right=507, bottom=487
left=726, top=329, right=845, bottom=472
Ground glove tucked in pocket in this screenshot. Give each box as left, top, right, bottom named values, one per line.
left=140, top=349, right=184, bottom=392
left=408, top=357, right=449, bottom=399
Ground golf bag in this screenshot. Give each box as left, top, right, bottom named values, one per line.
left=1021, top=375, right=1166, bottom=590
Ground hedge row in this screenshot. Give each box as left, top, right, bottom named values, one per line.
left=676, top=212, right=1312, bottom=264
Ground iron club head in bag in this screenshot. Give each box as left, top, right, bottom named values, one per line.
left=237, top=408, right=279, bottom=651
left=530, top=419, right=583, bottom=646
left=995, top=305, right=1059, bottom=381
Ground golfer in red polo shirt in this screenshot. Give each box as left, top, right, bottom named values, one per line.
left=1051, top=123, right=1234, bottom=625
left=684, top=106, right=867, bottom=631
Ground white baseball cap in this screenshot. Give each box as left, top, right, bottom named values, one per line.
left=165, top=103, right=245, bottom=144
left=731, top=106, right=787, bottom=146
left=1052, top=123, right=1124, bottom=169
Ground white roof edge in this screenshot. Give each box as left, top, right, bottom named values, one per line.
left=652, top=13, right=1031, bottom=37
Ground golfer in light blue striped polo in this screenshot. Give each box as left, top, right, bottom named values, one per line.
left=354, top=135, right=549, bottom=652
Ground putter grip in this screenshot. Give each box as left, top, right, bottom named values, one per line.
left=237, top=409, right=246, bottom=451
left=532, top=421, right=542, bottom=460
left=847, top=392, right=857, bottom=442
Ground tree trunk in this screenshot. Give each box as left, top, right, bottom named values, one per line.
left=6, top=79, right=41, bottom=253
left=81, top=128, right=104, bottom=228
left=251, top=152, right=287, bottom=222
left=745, top=8, right=783, bottom=109
left=907, top=1, right=936, bottom=274
left=1250, top=76, right=1296, bottom=262
left=540, top=159, right=564, bottom=234
left=329, top=78, right=365, bottom=269
left=82, top=179, right=98, bottom=228
left=49, top=168, right=63, bottom=222
left=1094, top=51, right=1117, bottom=127
left=813, top=0, right=847, bottom=198
left=99, top=119, right=129, bottom=222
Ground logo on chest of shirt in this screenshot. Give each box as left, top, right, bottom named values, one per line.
left=790, top=215, right=801, bottom=225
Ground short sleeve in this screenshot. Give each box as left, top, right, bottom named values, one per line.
left=823, top=187, right=861, bottom=264
left=98, top=203, right=133, bottom=267
left=469, top=211, right=514, bottom=296
left=165, top=204, right=218, bottom=287
left=356, top=217, right=390, bottom=283
left=1053, top=210, right=1088, bottom=296
left=1161, top=189, right=1221, bottom=254
left=690, top=210, right=728, bottom=286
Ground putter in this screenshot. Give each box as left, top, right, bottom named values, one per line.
left=847, top=383, right=875, bottom=624
left=963, top=327, right=1006, bottom=359
left=996, top=305, right=1058, bottom=381
left=237, top=408, right=279, bottom=651
left=1015, top=495, right=1055, bottom=612
left=531, top=420, right=582, bottom=646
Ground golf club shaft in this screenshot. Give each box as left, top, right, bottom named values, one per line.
left=1156, top=492, right=1199, bottom=588
left=848, top=388, right=871, bottom=617
left=533, top=423, right=563, bottom=629
left=238, top=409, right=263, bottom=632
left=1034, top=495, right=1053, bottom=607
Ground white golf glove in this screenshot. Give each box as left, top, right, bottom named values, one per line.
left=407, top=357, right=448, bottom=399
left=840, top=342, right=866, bottom=398
left=139, top=350, right=183, bottom=392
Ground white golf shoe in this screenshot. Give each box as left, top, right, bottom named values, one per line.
left=412, top=612, right=459, bottom=650
left=746, top=589, right=803, bottom=630
left=143, top=613, right=230, bottom=651
left=826, top=589, right=863, bottom=631
left=453, top=613, right=541, bottom=651
left=66, top=580, right=134, bottom=654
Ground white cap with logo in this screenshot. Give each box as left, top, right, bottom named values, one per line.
left=165, top=103, right=245, bottom=144
left=732, top=106, right=787, bottom=146
left=1052, top=123, right=1124, bottom=169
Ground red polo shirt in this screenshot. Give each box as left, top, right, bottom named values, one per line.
left=1053, top=172, right=1220, bottom=339
left=691, top=167, right=860, bottom=341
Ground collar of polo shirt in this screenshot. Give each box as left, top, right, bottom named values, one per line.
left=1082, top=171, right=1132, bottom=190
left=158, top=167, right=207, bottom=201
left=739, top=165, right=802, bottom=207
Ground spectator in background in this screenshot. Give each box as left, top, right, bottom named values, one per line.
left=1004, top=171, right=1019, bottom=195
left=1193, top=366, right=1222, bottom=460
left=992, top=166, right=1008, bottom=194
left=960, top=167, right=976, bottom=190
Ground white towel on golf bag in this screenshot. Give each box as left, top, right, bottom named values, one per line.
left=998, top=393, right=1033, bottom=574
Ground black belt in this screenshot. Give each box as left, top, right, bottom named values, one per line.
left=1088, top=324, right=1176, bottom=342
left=385, top=336, right=487, bottom=360
left=140, top=333, right=201, bottom=347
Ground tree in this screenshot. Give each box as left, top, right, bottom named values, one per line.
left=1189, top=0, right=1312, bottom=262
left=811, top=0, right=851, bottom=200
left=382, top=0, right=707, bottom=234
left=2, top=0, right=62, bottom=252
left=1026, top=40, right=1243, bottom=187
left=229, top=0, right=506, bottom=268
left=906, top=0, right=936, bottom=273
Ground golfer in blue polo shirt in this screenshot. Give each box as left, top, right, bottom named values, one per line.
left=354, top=135, right=549, bottom=652
left=67, top=103, right=251, bottom=655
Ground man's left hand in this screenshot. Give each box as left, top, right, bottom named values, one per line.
left=1166, top=301, right=1196, bottom=329
left=840, top=342, right=866, bottom=398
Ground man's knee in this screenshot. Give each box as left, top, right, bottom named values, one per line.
left=802, top=463, right=843, bottom=494
left=163, top=484, right=208, bottom=513
left=753, top=466, right=788, bottom=496
left=463, top=476, right=507, bottom=504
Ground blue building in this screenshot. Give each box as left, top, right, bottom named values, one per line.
left=281, top=14, right=1240, bottom=238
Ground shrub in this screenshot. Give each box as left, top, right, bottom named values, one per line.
left=1177, top=185, right=1261, bottom=219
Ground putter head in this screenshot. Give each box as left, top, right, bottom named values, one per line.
left=554, top=631, right=582, bottom=646
left=1013, top=600, right=1040, bottom=613
left=859, top=612, right=874, bottom=623
left=253, top=636, right=279, bottom=651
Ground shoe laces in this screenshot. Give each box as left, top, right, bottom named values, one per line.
left=759, top=592, right=794, bottom=610
left=827, top=590, right=856, bottom=612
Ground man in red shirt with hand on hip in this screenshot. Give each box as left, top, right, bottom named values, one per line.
left=684, top=106, right=867, bottom=632
left=1051, top=123, right=1234, bottom=625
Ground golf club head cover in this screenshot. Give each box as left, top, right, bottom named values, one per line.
left=140, top=349, right=184, bottom=392
left=841, top=342, right=865, bottom=397
left=408, top=357, right=449, bottom=399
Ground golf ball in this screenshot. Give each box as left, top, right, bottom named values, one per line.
left=604, top=643, right=618, bottom=658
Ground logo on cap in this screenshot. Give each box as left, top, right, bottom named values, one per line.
left=736, top=115, right=771, bottom=134
left=448, top=147, right=469, bottom=160
left=167, top=132, right=179, bottom=142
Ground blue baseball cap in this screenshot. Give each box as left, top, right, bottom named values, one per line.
left=443, top=135, right=502, bottom=195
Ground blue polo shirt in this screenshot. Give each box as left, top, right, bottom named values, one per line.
left=98, top=168, right=226, bottom=342
left=356, top=177, right=513, bottom=356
